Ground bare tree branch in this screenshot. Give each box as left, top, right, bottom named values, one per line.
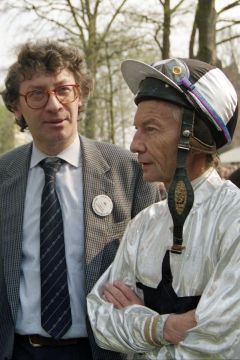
left=99, top=0, right=128, bottom=45
left=66, top=0, right=86, bottom=48
left=217, top=20, right=240, bottom=32
left=189, top=5, right=198, bottom=58
left=171, top=0, right=186, bottom=14
left=217, top=1, right=240, bottom=15
left=217, top=33, right=240, bottom=45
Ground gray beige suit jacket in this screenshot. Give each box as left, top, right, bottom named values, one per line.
left=0, top=136, right=159, bottom=360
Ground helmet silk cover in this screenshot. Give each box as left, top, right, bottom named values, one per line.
left=121, top=58, right=238, bottom=148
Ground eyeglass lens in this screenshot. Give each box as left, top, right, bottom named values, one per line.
left=26, top=85, right=78, bottom=109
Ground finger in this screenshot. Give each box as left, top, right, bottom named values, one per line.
left=171, top=334, right=185, bottom=345
left=113, top=281, right=144, bottom=305
left=104, top=284, right=128, bottom=307
left=113, top=281, right=133, bottom=299
left=103, top=288, right=123, bottom=309
left=183, top=310, right=197, bottom=326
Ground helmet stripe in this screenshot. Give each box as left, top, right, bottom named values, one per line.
left=178, top=77, right=232, bottom=144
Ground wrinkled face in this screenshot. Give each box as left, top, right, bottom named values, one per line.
left=130, top=100, right=182, bottom=186
left=14, top=68, right=81, bottom=155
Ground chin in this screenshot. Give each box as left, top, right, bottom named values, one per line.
left=143, top=174, right=158, bottom=183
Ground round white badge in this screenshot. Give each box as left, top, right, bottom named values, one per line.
left=92, top=195, right=113, bottom=217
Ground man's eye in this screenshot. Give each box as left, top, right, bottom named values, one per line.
left=146, top=127, right=157, bottom=134
left=57, top=86, right=71, bottom=95
left=28, top=91, right=44, bottom=99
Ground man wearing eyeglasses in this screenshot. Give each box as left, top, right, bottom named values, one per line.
left=0, top=40, right=159, bottom=360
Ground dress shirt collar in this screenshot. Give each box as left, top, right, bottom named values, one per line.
left=30, top=135, right=81, bottom=169
left=191, top=167, right=215, bottom=190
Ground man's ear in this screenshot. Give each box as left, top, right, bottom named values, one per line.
left=78, top=99, right=83, bottom=114
left=14, top=107, right=22, bottom=120
left=15, top=115, right=28, bottom=132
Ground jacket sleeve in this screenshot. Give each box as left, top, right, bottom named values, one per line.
left=87, top=217, right=169, bottom=356
left=173, top=229, right=240, bottom=359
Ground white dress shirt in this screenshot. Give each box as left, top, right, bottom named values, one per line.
left=16, top=135, right=87, bottom=338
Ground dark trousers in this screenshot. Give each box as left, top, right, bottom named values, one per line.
left=12, top=335, right=93, bottom=360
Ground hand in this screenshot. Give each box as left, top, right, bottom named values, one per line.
left=163, top=310, right=197, bottom=344
left=103, top=281, right=144, bottom=309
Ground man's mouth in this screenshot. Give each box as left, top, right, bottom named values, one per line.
left=46, top=118, right=65, bottom=123
left=139, top=160, right=151, bottom=166
left=140, top=162, right=152, bottom=169
left=44, top=118, right=67, bottom=126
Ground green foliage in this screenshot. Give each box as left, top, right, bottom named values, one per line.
left=0, top=105, right=15, bottom=154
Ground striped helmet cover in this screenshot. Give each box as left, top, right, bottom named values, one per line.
left=121, top=58, right=238, bottom=148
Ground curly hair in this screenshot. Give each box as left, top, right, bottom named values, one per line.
left=1, top=40, right=93, bottom=131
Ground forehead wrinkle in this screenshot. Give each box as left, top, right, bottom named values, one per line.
left=134, top=110, right=178, bottom=127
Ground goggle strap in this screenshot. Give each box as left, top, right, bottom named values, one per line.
left=167, top=109, right=195, bottom=254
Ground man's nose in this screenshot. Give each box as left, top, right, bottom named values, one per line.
left=45, top=92, right=63, bottom=110
left=130, top=131, right=145, bottom=154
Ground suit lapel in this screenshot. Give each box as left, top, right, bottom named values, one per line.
left=1, top=144, right=32, bottom=320
left=80, top=137, right=115, bottom=292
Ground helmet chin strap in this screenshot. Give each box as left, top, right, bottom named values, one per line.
left=167, top=108, right=195, bottom=254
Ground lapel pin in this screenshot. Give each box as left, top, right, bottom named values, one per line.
left=92, top=195, right=113, bottom=217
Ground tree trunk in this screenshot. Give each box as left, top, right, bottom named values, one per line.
left=162, top=0, right=171, bottom=59
left=196, top=0, right=217, bottom=65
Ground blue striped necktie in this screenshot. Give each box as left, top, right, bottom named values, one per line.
left=40, top=157, right=72, bottom=339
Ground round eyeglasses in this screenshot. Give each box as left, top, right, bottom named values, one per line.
left=19, top=84, right=80, bottom=109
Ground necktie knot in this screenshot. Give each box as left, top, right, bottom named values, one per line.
left=40, top=157, right=62, bottom=180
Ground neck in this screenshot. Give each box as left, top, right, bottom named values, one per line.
left=34, top=136, right=77, bottom=156
left=187, top=151, right=211, bottom=181
left=165, top=152, right=211, bottom=191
